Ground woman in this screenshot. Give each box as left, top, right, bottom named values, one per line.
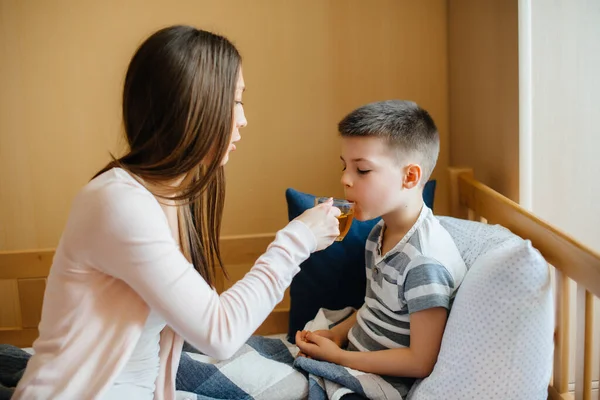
left=13, top=25, right=340, bottom=399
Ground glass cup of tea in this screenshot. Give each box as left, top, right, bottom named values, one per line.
left=314, top=197, right=355, bottom=241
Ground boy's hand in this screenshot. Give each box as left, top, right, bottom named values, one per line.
left=295, top=330, right=345, bottom=364
left=296, top=329, right=344, bottom=358
left=311, top=329, right=346, bottom=347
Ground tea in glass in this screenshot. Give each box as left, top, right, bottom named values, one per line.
left=314, top=197, right=355, bottom=241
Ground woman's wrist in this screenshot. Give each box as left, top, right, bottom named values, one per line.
left=287, top=219, right=317, bottom=253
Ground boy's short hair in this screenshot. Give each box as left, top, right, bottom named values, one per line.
left=338, top=100, right=440, bottom=183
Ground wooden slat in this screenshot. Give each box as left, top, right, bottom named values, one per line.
left=449, top=167, right=473, bottom=219
left=575, top=286, right=594, bottom=400
left=0, top=235, right=279, bottom=347
left=466, top=209, right=487, bottom=224
left=220, top=233, right=275, bottom=266
left=0, top=327, right=39, bottom=348
left=554, top=269, right=571, bottom=394
left=467, top=208, right=477, bottom=221
left=583, top=291, right=593, bottom=400
left=576, top=285, right=585, bottom=400
left=0, top=234, right=277, bottom=281
left=0, top=279, right=21, bottom=328
left=18, top=278, right=46, bottom=328
left=0, top=249, right=54, bottom=279
left=455, top=172, right=600, bottom=298
left=548, top=386, right=575, bottom=400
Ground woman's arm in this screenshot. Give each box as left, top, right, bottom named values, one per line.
left=82, top=181, right=318, bottom=360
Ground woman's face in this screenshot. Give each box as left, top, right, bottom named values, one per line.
left=221, top=70, right=247, bottom=165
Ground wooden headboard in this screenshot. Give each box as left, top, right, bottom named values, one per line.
left=1, top=167, right=599, bottom=399
left=0, top=235, right=289, bottom=347
left=448, top=168, right=600, bottom=400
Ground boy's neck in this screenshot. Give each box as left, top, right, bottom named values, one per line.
left=381, top=195, right=425, bottom=240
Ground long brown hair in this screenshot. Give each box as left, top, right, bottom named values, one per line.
left=95, top=25, right=241, bottom=286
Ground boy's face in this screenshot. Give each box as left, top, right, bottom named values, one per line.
left=340, top=136, right=412, bottom=221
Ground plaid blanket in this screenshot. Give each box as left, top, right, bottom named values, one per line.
left=177, top=307, right=412, bottom=400
left=0, top=309, right=412, bottom=399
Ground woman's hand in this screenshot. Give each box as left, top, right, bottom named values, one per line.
left=295, top=198, right=341, bottom=251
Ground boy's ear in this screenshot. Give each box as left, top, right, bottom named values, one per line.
left=404, top=164, right=422, bottom=189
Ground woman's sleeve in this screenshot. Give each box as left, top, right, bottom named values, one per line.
left=81, top=181, right=316, bottom=360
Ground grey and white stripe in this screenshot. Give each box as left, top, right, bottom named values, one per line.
left=349, top=206, right=466, bottom=352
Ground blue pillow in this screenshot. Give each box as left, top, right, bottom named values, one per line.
left=285, top=180, right=436, bottom=342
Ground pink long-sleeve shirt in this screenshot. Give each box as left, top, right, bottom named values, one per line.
left=13, top=168, right=315, bottom=399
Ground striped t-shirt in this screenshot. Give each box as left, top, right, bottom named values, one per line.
left=348, top=205, right=467, bottom=352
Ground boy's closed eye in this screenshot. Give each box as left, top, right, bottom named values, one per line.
left=340, top=165, right=371, bottom=174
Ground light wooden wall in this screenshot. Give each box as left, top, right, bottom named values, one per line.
left=527, top=0, right=600, bottom=390
left=0, top=0, right=450, bottom=251
left=447, top=0, right=520, bottom=202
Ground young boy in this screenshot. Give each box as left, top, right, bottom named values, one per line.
left=296, top=100, right=467, bottom=383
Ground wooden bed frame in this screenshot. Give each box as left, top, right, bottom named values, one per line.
left=1, top=167, right=599, bottom=399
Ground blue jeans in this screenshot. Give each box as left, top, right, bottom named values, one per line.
left=0, top=344, right=30, bottom=399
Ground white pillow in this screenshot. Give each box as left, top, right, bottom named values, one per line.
left=408, top=218, right=554, bottom=400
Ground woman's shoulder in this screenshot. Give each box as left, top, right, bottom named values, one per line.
left=79, top=167, right=149, bottom=199
left=84, top=167, right=144, bottom=192
left=59, top=168, right=171, bottom=263
left=71, top=167, right=161, bottom=223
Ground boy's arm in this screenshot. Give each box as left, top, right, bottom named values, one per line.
left=339, top=307, right=447, bottom=377
left=298, top=307, right=447, bottom=378
left=298, top=258, right=455, bottom=377
left=329, top=310, right=358, bottom=346
left=297, top=310, right=357, bottom=350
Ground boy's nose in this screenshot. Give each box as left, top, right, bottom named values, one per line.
left=340, top=173, right=352, bottom=187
